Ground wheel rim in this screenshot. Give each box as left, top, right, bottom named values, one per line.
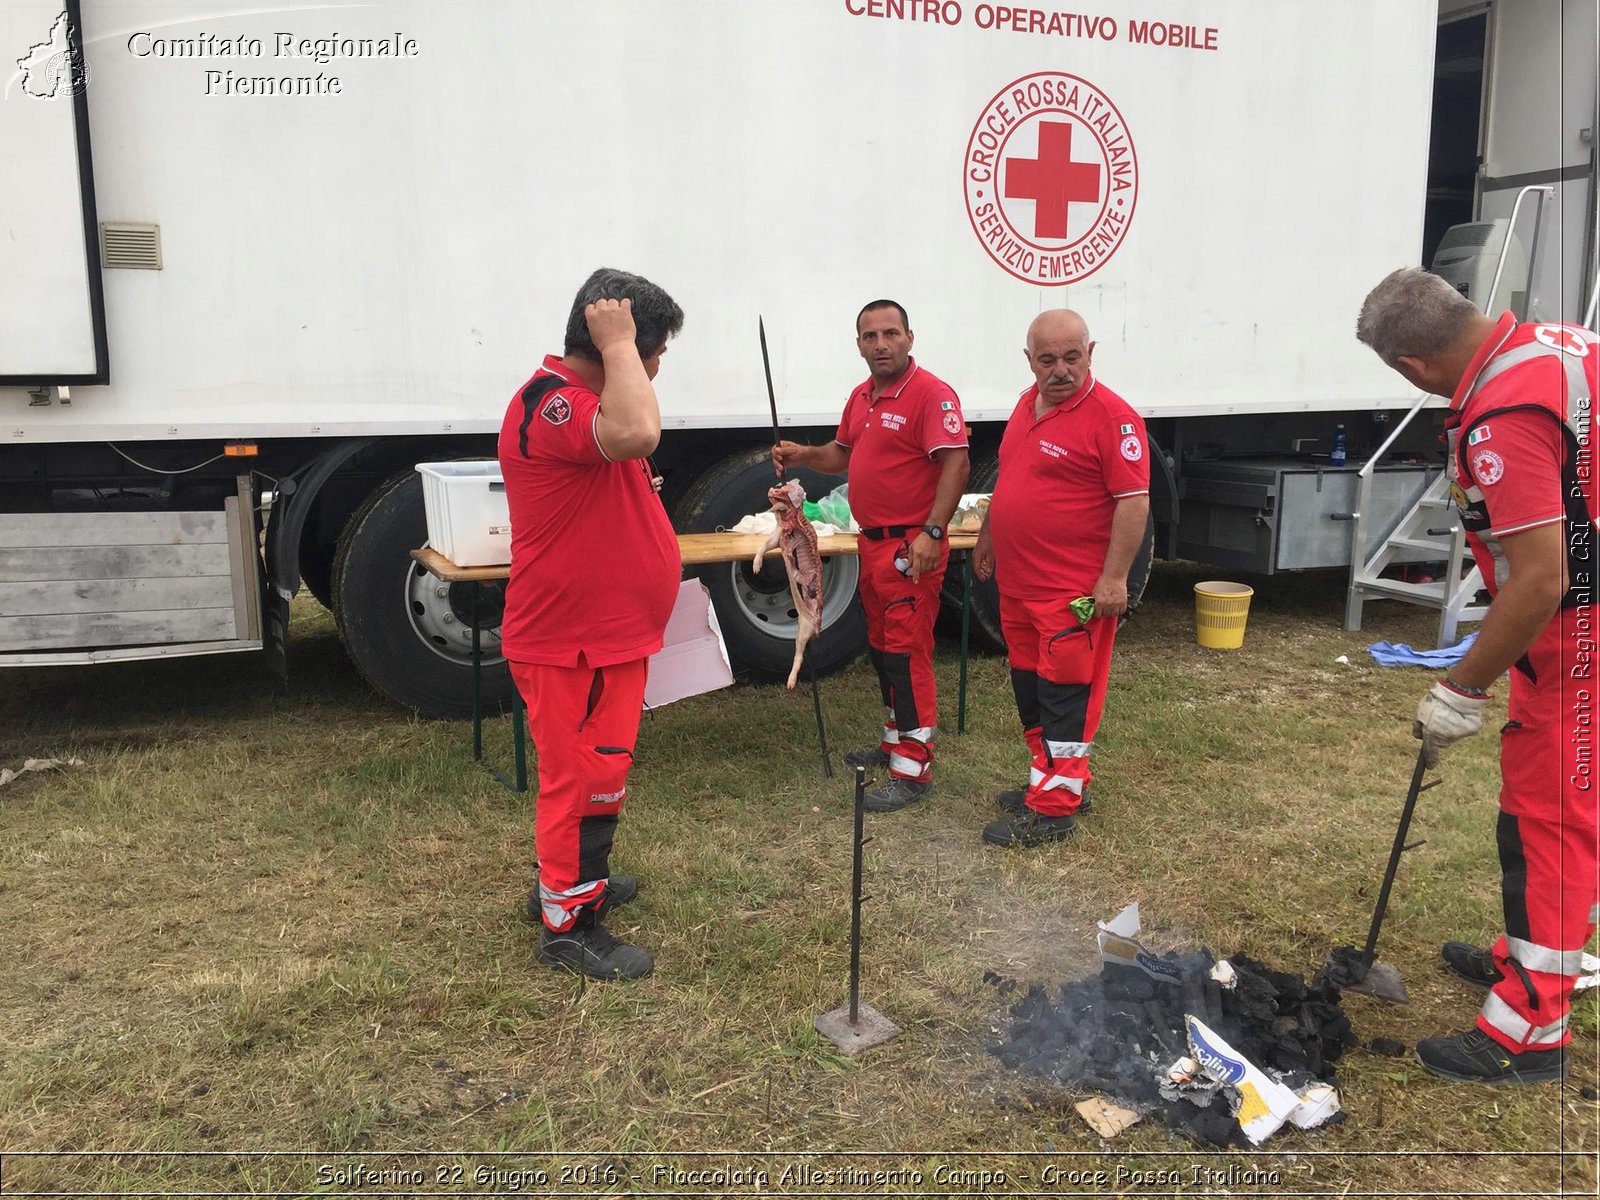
left=406, top=556, right=505, bottom=665
left=725, top=554, right=859, bottom=641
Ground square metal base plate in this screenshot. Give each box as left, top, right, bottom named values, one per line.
left=815, top=1004, right=901, bottom=1055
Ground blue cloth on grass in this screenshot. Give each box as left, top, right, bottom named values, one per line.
left=1366, top=631, right=1478, bottom=668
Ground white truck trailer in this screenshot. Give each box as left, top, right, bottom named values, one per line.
left=2, top=0, right=1593, bottom=716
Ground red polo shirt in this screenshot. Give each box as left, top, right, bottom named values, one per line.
left=495, top=355, right=680, bottom=667
left=988, top=374, right=1149, bottom=599
left=833, top=358, right=967, bottom=528
left=1451, top=313, right=1580, bottom=543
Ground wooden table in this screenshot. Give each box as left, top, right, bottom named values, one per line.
left=412, top=530, right=978, bottom=576
left=411, top=530, right=983, bottom=791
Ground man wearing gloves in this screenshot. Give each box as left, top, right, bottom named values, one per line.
left=1356, top=267, right=1597, bottom=1083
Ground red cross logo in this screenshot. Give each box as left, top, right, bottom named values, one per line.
left=964, top=71, right=1139, bottom=287
left=1005, top=122, right=1101, bottom=240
left=1534, top=325, right=1591, bottom=358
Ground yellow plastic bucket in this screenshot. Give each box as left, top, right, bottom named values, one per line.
left=1194, top=581, right=1254, bottom=650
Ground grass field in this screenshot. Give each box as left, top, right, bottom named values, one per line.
left=0, top=562, right=1595, bottom=1198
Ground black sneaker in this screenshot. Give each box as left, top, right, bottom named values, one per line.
left=982, top=810, right=1076, bottom=848
left=538, top=916, right=654, bottom=981
left=1441, top=941, right=1497, bottom=990
left=1416, top=1029, right=1567, bottom=1084
left=845, top=746, right=890, bottom=769
left=527, top=876, right=637, bottom=923
left=863, top=778, right=932, bottom=812
left=996, top=787, right=1092, bottom=815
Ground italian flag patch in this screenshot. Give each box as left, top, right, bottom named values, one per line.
left=1119, top=423, right=1135, bottom=435
left=1468, top=426, right=1492, bottom=445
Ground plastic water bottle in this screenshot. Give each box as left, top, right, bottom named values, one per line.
left=1330, top=424, right=1347, bottom=467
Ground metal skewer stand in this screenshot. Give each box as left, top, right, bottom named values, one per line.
left=815, top=767, right=901, bottom=1054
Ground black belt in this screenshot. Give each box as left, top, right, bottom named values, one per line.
left=859, top=525, right=915, bottom=541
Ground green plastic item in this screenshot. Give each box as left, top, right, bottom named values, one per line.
left=802, top=501, right=823, bottom=520
left=814, top=484, right=853, bottom=528
left=1070, top=595, right=1097, bottom=623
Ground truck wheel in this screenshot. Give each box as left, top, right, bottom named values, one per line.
left=673, top=448, right=868, bottom=682
left=1126, top=511, right=1156, bottom=615
left=299, top=534, right=337, bottom=612
left=940, top=451, right=1156, bottom=652
left=941, top=451, right=1006, bottom=651
left=332, top=469, right=512, bottom=718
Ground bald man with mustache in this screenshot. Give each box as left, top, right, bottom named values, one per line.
left=973, top=309, right=1150, bottom=848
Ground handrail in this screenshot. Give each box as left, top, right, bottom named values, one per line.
left=1357, top=391, right=1437, bottom=479
left=1487, top=185, right=1553, bottom=315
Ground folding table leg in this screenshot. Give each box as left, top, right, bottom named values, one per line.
left=511, top=682, right=528, bottom=792
left=958, top=551, right=972, bottom=734
left=471, top=582, right=484, bottom=760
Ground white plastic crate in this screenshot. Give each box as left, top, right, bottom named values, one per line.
left=416, top=461, right=511, bottom=566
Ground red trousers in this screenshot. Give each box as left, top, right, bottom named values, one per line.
left=858, top=535, right=947, bottom=782
left=1001, top=591, right=1119, bottom=817
left=510, top=656, right=648, bottom=933
left=1477, top=609, right=1599, bottom=1052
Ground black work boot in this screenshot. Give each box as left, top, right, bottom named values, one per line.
left=982, top=810, right=1076, bottom=848
left=1441, top=941, right=1497, bottom=990
left=845, top=746, right=890, bottom=769
left=1416, top=1029, right=1567, bottom=1084
left=538, top=912, right=654, bottom=981
left=997, top=785, right=1092, bottom=816
left=863, top=777, right=932, bottom=812
left=528, top=876, right=637, bottom=923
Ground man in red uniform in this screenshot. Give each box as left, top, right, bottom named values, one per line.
left=1356, top=267, right=1597, bottom=1083
left=773, top=300, right=969, bottom=812
left=497, top=268, right=684, bottom=981
left=974, top=309, right=1149, bottom=848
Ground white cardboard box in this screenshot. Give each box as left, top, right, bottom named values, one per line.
left=416, top=461, right=511, bottom=567
left=645, top=580, right=734, bottom=708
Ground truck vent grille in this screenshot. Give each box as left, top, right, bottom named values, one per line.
left=1435, top=222, right=1496, bottom=253
left=99, top=222, right=162, bottom=270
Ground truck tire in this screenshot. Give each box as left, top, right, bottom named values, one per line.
left=673, top=447, right=868, bottom=682
left=941, top=451, right=1004, bottom=650
left=298, top=533, right=337, bottom=612
left=940, top=450, right=1156, bottom=652
left=333, top=469, right=512, bottom=718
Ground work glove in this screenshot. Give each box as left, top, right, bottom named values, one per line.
left=1413, top=679, right=1490, bottom=767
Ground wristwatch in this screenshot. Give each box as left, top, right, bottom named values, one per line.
left=922, top=523, right=945, bottom=541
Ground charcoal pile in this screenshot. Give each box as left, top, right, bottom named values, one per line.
left=986, top=948, right=1354, bottom=1147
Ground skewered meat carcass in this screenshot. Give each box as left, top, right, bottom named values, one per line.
left=752, top=479, right=823, bottom=689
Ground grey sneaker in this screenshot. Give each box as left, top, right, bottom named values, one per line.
left=863, top=777, right=933, bottom=812
left=997, top=786, right=1092, bottom=815
left=538, top=917, right=654, bottom=981
left=1441, top=942, right=1497, bottom=990
left=845, top=746, right=890, bottom=769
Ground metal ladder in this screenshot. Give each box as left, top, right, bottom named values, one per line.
left=1344, top=185, right=1553, bottom=645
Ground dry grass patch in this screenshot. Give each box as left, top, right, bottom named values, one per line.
left=0, top=564, right=1595, bottom=1195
